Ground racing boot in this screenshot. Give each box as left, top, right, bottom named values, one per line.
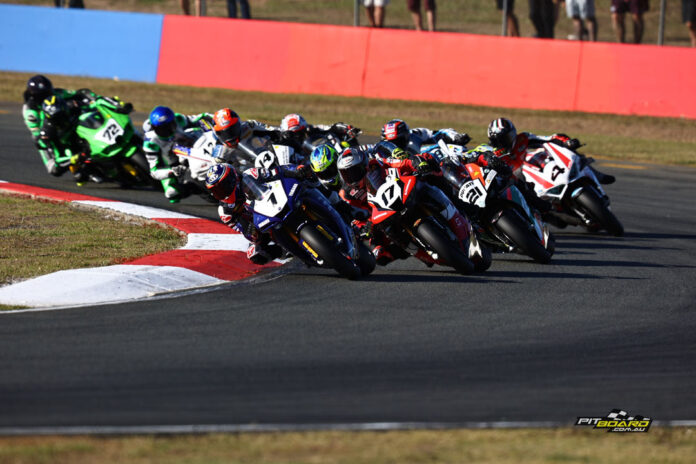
left=371, top=245, right=395, bottom=266
left=413, top=249, right=436, bottom=268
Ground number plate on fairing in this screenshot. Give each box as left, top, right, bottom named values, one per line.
left=252, top=180, right=288, bottom=217
left=95, top=117, right=124, bottom=144
left=368, top=178, right=402, bottom=210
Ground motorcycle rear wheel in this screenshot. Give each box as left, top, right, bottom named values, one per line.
left=299, top=226, right=362, bottom=280
left=575, top=190, right=624, bottom=237
left=495, top=209, right=553, bottom=264
left=416, top=220, right=475, bottom=275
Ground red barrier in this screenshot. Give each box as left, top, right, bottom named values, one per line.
left=157, top=16, right=696, bottom=119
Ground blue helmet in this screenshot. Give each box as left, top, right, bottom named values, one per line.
left=149, top=106, right=177, bottom=139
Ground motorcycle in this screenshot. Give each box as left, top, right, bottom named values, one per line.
left=41, top=97, right=153, bottom=187
left=244, top=167, right=375, bottom=279
left=522, top=142, right=624, bottom=236
left=170, top=127, right=218, bottom=202
left=367, top=169, right=478, bottom=275
left=433, top=141, right=554, bottom=264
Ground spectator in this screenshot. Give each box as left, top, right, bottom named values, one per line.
left=529, top=0, right=555, bottom=38
left=365, top=0, right=389, bottom=28
left=228, top=0, right=251, bottom=19
left=566, top=0, right=597, bottom=40
left=611, top=0, right=649, bottom=43
left=180, top=0, right=202, bottom=16
left=684, top=0, right=696, bottom=46
left=408, top=0, right=436, bottom=32
left=496, top=0, right=520, bottom=36
left=54, top=0, right=84, bottom=7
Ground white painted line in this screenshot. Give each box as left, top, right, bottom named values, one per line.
left=0, top=420, right=693, bottom=436
left=0, top=265, right=224, bottom=307
left=182, top=233, right=250, bottom=251
left=73, top=200, right=197, bottom=219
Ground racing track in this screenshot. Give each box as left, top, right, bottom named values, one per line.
left=1, top=102, right=695, bottom=430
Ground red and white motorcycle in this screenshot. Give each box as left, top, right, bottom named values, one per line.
left=521, top=143, right=623, bottom=236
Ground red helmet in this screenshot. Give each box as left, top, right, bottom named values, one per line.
left=205, top=163, right=240, bottom=205
left=213, top=108, right=242, bottom=148
left=381, top=119, right=410, bottom=150
left=280, top=113, right=308, bottom=133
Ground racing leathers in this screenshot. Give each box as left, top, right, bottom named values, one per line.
left=142, top=112, right=213, bottom=200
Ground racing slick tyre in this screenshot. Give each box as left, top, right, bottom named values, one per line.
left=299, top=225, right=362, bottom=280
left=357, top=242, right=377, bottom=277
left=495, top=209, right=553, bottom=264
left=416, top=219, right=475, bottom=275
left=575, top=189, right=624, bottom=237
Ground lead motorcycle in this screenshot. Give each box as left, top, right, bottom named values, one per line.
left=243, top=166, right=375, bottom=279
left=521, top=142, right=623, bottom=236
left=367, top=169, right=480, bottom=275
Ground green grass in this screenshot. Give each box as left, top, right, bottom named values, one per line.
left=3, top=0, right=692, bottom=47
left=0, top=193, right=185, bottom=290
left=0, top=427, right=694, bottom=464
left=3, top=71, right=695, bottom=165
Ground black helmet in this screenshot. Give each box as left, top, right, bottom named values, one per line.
left=41, top=96, right=72, bottom=133
left=25, top=75, right=53, bottom=106
left=337, top=148, right=368, bottom=186
left=381, top=119, right=410, bottom=150
left=487, top=118, right=517, bottom=151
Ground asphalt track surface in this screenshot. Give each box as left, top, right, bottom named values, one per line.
left=1, top=103, right=695, bottom=430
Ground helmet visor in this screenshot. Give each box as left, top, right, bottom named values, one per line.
left=339, top=163, right=366, bottom=185
left=154, top=120, right=177, bottom=139
left=315, top=162, right=338, bottom=182
left=217, top=125, right=241, bottom=148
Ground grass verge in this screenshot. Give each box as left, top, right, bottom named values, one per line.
left=2, top=71, right=695, bottom=166
left=0, top=427, right=694, bottom=464
left=0, top=193, right=185, bottom=307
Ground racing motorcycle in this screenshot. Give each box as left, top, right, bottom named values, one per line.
left=432, top=142, right=554, bottom=264
left=522, top=142, right=624, bottom=236
left=367, top=170, right=479, bottom=275
left=244, top=167, right=375, bottom=279
left=41, top=97, right=152, bottom=187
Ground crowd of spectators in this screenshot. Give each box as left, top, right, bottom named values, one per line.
left=51, top=0, right=696, bottom=47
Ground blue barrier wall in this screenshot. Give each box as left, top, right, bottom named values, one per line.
left=0, top=4, right=162, bottom=82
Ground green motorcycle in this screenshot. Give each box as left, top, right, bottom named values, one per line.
left=41, top=95, right=153, bottom=187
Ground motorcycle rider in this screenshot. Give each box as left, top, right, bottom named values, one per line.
left=380, top=118, right=471, bottom=155
left=278, top=113, right=362, bottom=156
left=337, top=147, right=472, bottom=267
left=142, top=106, right=213, bottom=202
left=205, top=162, right=315, bottom=265
left=486, top=117, right=615, bottom=184
left=39, top=91, right=133, bottom=184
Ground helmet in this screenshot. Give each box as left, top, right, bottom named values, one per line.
left=375, top=140, right=408, bottom=160
left=280, top=113, right=308, bottom=133
left=310, top=144, right=340, bottom=186
left=25, top=75, right=53, bottom=106
left=149, top=106, right=177, bottom=139
left=337, top=148, right=368, bottom=186
left=381, top=119, right=410, bottom=150
left=213, top=108, right=242, bottom=148
left=205, top=163, right=240, bottom=204
left=487, top=118, right=517, bottom=151
left=41, top=96, right=71, bottom=134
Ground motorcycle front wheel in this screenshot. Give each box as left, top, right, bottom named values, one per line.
left=416, top=219, right=475, bottom=275
left=494, top=209, right=553, bottom=264
left=299, top=225, right=362, bottom=280
left=574, top=189, right=624, bottom=237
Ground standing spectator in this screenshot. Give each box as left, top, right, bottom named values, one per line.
left=496, top=0, right=520, bottom=36
left=365, top=0, right=389, bottom=28
left=408, top=0, right=436, bottom=32
left=566, top=0, right=597, bottom=40
left=611, top=0, right=649, bottom=43
left=529, top=0, right=555, bottom=38
left=228, top=0, right=251, bottom=19
left=180, top=0, right=202, bottom=16
left=683, top=0, right=696, bottom=46
left=54, top=0, right=84, bottom=7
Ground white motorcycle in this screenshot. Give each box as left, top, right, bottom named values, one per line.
left=521, top=142, right=623, bottom=236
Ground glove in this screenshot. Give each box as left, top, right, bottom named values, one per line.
left=296, top=164, right=315, bottom=180
left=452, top=133, right=471, bottom=146
left=564, top=138, right=581, bottom=150
left=171, top=165, right=187, bottom=177
left=359, top=221, right=373, bottom=239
